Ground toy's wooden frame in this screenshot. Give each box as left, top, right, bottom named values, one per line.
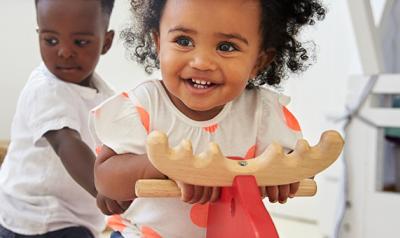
left=136, top=130, right=344, bottom=238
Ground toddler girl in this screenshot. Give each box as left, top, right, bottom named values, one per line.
left=91, top=0, right=326, bottom=237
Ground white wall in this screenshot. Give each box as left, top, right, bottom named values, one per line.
left=0, top=1, right=363, bottom=237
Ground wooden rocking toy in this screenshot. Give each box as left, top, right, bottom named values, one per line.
left=135, top=130, right=344, bottom=238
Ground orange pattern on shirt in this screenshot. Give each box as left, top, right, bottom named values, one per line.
left=141, top=226, right=162, bottom=238
left=190, top=203, right=209, bottom=228
left=244, top=145, right=257, bottom=160
left=203, top=124, right=219, bottom=133
left=107, top=215, right=126, bottom=232
left=282, top=106, right=301, bottom=132
left=136, top=106, right=150, bottom=134
left=121, top=92, right=129, bottom=98
left=95, top=146, right=102, bottom=155
left=92, top=108, right=101, bottom=118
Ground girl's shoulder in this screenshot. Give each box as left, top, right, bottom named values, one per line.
left=237, top=86, right=291, bottom=110
left=257, top=87, right=290, bottom=106
left=92, top=79, right=161, bottom=114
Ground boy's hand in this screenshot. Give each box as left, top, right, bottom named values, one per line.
left=260, top=182, right=300, bottom=204
left=176, top=181, right=220, bottom=204
left=96, top=193, right=132, bottom=215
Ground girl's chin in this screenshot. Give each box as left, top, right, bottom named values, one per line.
left=185, top=102, right=224, bottom=114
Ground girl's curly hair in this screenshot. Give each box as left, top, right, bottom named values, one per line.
left=121, top=0, right=326, bottom=88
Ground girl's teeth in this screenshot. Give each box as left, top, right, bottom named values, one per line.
left=193, top=84, right=206, bottom=89
left=192, top=79, right=211, bottom=85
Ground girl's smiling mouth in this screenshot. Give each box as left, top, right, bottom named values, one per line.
left=185, top=78, right=216, bottom=90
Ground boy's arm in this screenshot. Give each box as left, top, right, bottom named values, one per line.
left=44, top=127, right=97, bottom=197
left=95, top=145, right=166, bottom=201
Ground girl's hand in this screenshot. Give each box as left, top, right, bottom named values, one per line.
left=260, top=182, right=300, bottom=204
left=176, top=181, right=220, bottom=204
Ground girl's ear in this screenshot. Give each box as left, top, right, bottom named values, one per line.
left=251, top=48, right=276, bottom=78
left=152, top=31, right=161, bottom=54
left=101, top=30, right=115, bottom=55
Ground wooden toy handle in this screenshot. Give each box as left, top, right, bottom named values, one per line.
left=146, top=130, right=344, bottom=187
left=135, top=178, right=317, bottom=198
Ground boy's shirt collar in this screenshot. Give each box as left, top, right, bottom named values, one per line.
left=39, top=62, right=114, bottom=99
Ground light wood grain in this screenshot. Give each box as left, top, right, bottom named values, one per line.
left=135, top=178, right=317, bottom=198
left=145, top=130, right=344, bottom=187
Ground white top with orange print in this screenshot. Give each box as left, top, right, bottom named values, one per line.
left=91, top=79, right=302, bottom=238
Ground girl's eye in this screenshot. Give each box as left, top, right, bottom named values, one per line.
left=218, top=42, right=237, bottom=52
left=44, top=37, right=58, bottom=46
left=175, top=36, right=193, bottom=47
left=74, top=39, right=90, bottom=47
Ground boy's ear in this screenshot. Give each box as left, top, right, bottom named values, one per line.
left=251, top=48, right=276, bottom=78
left=101, top=30, right=115, bottom=55
left=152, top=31, right=160, bottom=54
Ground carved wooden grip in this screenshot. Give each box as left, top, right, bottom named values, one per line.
left=146, top=130, right=344, bottom=187
left=135, top=178, right=317, bottom=198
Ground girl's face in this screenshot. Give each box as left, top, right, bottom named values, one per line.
left=36, top=0, right=113, bottom=87
left=155, top=0, right=272, bottom=121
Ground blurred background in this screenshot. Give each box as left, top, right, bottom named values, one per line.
left=0, top=1, right=399, bottom=238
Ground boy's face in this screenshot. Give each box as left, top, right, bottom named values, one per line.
left=154, top=0, right=272, bottom=120
left=36, top=0, right=113, bottom=86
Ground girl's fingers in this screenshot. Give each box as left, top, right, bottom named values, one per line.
left=177, top=181, right=194, bottom=202
left=278, top=184, right=290, bottom=204
left=198, top=186, right=212, bottom=204
left=259, top=186, right=267, bottom=198
left=177, top=183, right=222, bottom=204
left=209, top=187, right=221, bottom=203
left=189, top=186, right=205, bottom=204
left=289, top=182, right=300, bottom=198
left=177, top=181, right=300, bottom=204
left=266, top=186, right=278, bottom=203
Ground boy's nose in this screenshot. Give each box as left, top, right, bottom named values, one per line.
left=57, top=46, right=76, bottom=58
left=189, top=51, right=217, bottom=71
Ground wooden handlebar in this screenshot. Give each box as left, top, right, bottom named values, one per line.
left=135, top=178, right=317, bottom=198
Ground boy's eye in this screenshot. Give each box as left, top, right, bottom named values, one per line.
left=44, top=37, right=58, bottom=46
left=74, top=39, right=90, bottom=47
left=175, top=36, right=193, bottom=47
left=217, top=42, right=237, bottom=52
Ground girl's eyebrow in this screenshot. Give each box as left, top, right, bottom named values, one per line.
left=215, top=32, right=249, bottom=45
left=168, top=26, right=248, bottom=45
left=168, top=26, right=196, bottom=34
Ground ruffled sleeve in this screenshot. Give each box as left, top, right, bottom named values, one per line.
left=257, top=88, right=303, bottom=154
left=90, top=92, right=148, bottom=154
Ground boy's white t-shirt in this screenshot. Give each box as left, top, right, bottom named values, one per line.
left=0, top=63, right=114, bottom=236
left=91, top=80, right=302, bottom=238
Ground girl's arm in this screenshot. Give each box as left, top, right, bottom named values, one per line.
left=95, top=145, right=167, bottom=201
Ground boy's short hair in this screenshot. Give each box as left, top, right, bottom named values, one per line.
left=35, top=0, right=115, bottom=20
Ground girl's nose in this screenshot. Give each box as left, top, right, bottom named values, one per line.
left=189, top=51, right=217, bottom=71
left=57, top=46, right=76, bottom=58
